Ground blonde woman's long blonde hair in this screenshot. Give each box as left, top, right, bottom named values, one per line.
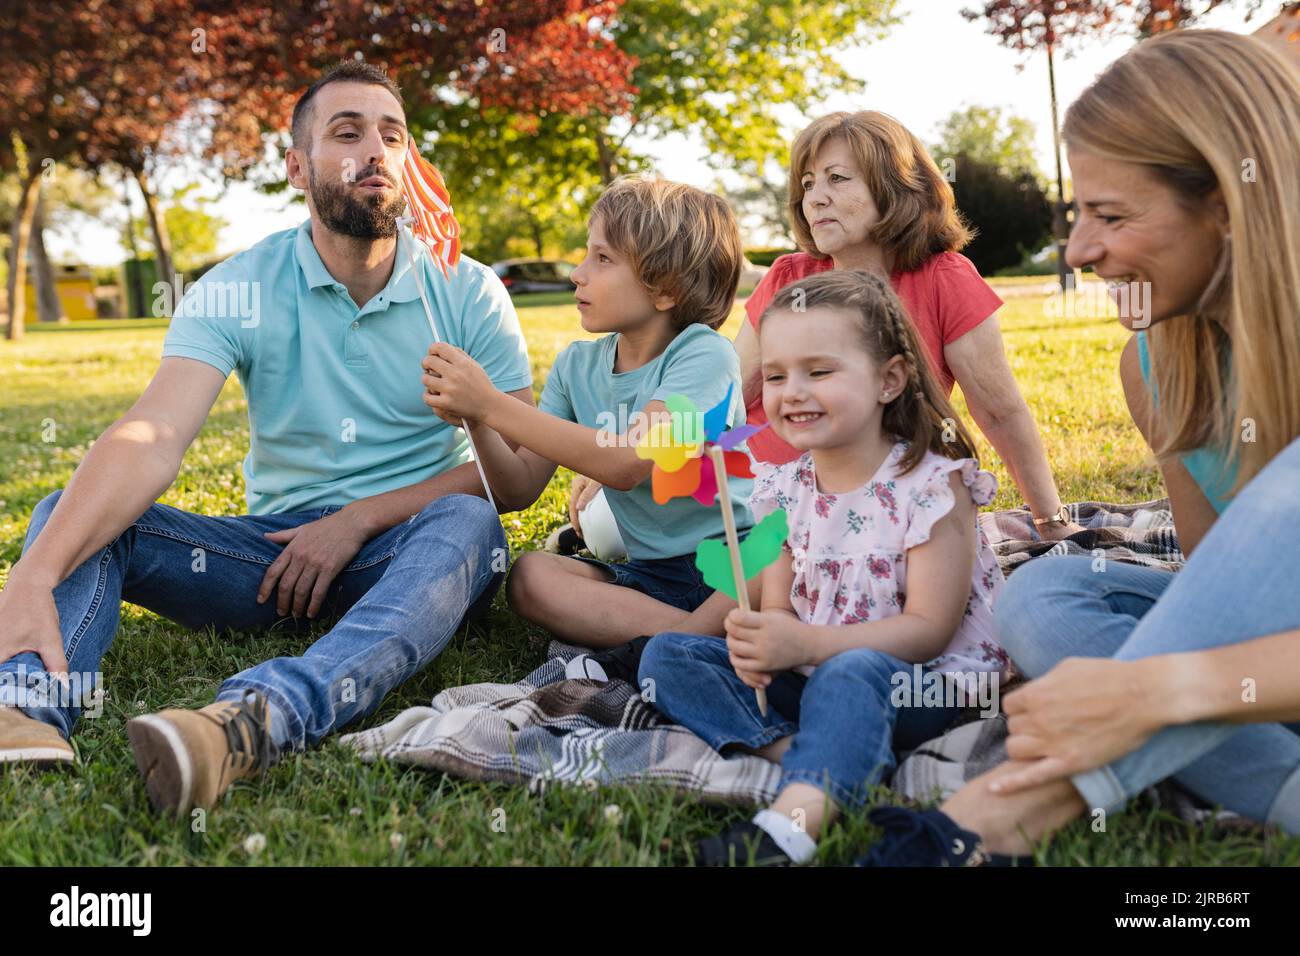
left=1063, top=29, right=1300, bottom=496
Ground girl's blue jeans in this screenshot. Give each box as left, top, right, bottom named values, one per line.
left=0, top=490, right=505, bottom=753
left=996, top=436, right=1300, bottom=832
left=639, top=635, right=963, bottom=808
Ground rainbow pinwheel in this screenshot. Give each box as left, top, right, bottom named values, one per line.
left=636, top=384, right=765, bottom=506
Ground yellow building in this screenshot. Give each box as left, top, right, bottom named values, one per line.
left=22, top=262, right=98, bottom=323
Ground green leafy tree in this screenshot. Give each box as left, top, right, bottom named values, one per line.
left=590, top=0, right=897, bottom=183
left=931, top=105, right=1043, bottom=183
left=118, top=184, right=228, bottom=276
left=419, top=106, right=620, bottom=263
left=407, top=1, right=896, bottom=261
left=950, top=155, right=1052, bottom=275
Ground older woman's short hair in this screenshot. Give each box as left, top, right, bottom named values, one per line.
left=590, top=176, right=743, bottom=331
left=787, top=111, right=972, bottom=272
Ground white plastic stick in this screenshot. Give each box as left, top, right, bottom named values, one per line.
left=398, top=219, right=497, bottom=513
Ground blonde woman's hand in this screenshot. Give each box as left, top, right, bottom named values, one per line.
left=991, top=656, right=1170, bottom=794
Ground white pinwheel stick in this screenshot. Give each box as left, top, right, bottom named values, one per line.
left=398, top=217, right=497, bottom=514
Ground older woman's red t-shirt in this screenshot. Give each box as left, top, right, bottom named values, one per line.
left=743, top=251, right=1003, bottom=465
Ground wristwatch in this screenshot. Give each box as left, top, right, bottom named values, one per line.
left=1032, top=505, right=1070, bottom=527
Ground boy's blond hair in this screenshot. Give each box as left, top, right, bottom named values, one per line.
left=589, top=175, right=743, bottom=331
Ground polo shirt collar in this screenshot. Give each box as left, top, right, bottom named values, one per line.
left=294, top=218, right=424, bottom=306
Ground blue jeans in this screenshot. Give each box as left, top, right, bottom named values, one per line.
left=570, top=552, right=716, bottom=613
left=0, top=490, right=506, bottom=752
left=639, top=633, right=963, bottom=808
left=996, top=436, right=1300, bottom=832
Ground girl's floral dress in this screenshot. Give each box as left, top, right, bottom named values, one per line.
left=750, top=441, right=1007, bottom=679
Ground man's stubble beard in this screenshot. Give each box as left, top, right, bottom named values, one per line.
left=306, top=155, right=407, bottom=241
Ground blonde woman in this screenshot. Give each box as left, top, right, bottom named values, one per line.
left=861, top=29, right=1300, bottom=865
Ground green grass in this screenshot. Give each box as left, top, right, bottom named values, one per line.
left=1, top=295, right=1295, bottom=866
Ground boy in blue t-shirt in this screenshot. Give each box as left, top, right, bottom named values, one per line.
left=422, top=175, right=753, bottom=649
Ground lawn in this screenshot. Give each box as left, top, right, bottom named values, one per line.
left=1, top=291, right=1295, bottom=866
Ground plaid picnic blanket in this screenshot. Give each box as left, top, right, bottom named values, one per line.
left=341, top=498, right=1183, bottom=806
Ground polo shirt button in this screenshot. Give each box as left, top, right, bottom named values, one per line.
left=350, top=321, right=359, bottom=330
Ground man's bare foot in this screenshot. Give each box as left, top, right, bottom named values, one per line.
left=940, top=761, right=1087, bottom=857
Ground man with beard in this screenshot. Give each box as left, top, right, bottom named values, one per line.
left=0, top=62, right=535, bottom=815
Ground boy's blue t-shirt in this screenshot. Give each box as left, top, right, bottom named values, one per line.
left=1135, top=329, right=1237, bottom=513
left=539, top=324, right=754, bottom=560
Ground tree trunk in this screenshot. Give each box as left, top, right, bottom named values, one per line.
left=5, top=169, right=41, bottom=341
left=1045, top=38, right=1071, bottom=296
left=133, top=166, right=173, bottom=307
left=31, top=195, right=66, bottom=323
left=530, top=215, right=544, bottom=259
left=594, top=128, right=617, bottom=187
left=121, top=169, right=146, bottom=319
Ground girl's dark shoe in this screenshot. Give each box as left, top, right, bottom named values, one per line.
left=855, top=806, right=1033, bottom=867
left=564, top=635, right=654, bottom=684
left=696, top=820, right=793, bottom=867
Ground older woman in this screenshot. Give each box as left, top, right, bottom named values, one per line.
left=862, top=28, right=1300, bottom=865
left=733, top=110, right=1080, bottom=538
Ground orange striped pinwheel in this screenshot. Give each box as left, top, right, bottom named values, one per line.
left=399, top=140, right=461, bottom=278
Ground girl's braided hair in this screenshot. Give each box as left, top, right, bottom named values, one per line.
left=760, top=270, right=978, bottom=475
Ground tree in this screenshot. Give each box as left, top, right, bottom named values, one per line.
left=721, top=167, right=795, bottom=247
left=21, top=166, right=119, bottom=324
left=186, top=0, right=636, bottom=180
left=404, top=1, right=895, bottom=262
left=962, top=2, right=1122, bottom=291
left=582, top=0, right=896, bottom=184
left=931, top=105, right=1044, bottom=183
left=418, top=105, right=618, bottom=263
left=1135, top=0, right=1269, bottom=35
left=951, top=155, right=1052, bottom=275
left=119, top=184, right=228, bottom=275
left=961, top=1, right=1277, bottom=289
left=0, top=1, right=118, bottom=340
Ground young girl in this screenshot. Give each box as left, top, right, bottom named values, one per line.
left=639, top=269, right=1007, bottom=865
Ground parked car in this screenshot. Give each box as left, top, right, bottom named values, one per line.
left=491, top=259, right=576, bottom=294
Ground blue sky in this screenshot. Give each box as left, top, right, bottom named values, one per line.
left=52, top=0, right=1266, bottom=267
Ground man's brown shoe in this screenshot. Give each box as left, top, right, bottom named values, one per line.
left=126, top=690, right=278, bottom=816
left=0, top=705, right=75, bottom=766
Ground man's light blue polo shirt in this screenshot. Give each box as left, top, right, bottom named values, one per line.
left=162, top=219, right=532, bottom=514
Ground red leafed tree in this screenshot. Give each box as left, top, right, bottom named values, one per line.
left=0, top=1, right=117, bottom=340
left=1136, top=0, right=1268, bottom=36
left=0, top=0, right=635, bottom=337
left=186, top=1, right=635, bottom=176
